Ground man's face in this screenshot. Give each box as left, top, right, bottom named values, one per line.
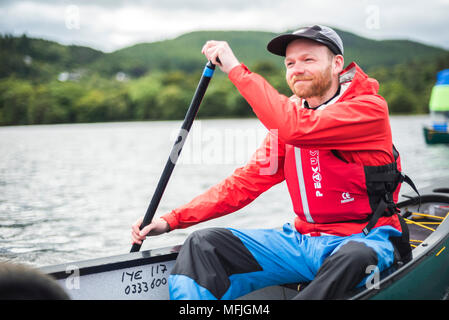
left=284, top=39, right=336, bottom=99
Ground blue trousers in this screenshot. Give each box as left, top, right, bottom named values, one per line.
left=168, top=223, right=401, bottom=300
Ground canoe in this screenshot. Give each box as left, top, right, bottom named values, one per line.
left=40, top=185, right=449, bottom=300
left=423, top=125, right=449, bottom=145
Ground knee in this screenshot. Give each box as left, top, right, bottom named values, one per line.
left=331, top=241, right=378, bottom=271
left=183, top=228, right=224, bottom=249
left=186, top=228, right=218, bottom=241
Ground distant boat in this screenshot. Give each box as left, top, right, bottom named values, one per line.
left=423, top=69, right=449, bottom=144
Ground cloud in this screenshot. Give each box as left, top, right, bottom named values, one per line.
left=0, top=0, right=296, bottom=51
left=0, top=0, right=448, bottom=52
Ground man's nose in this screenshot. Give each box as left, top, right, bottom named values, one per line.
left=290, top=62, right=306, bottom=75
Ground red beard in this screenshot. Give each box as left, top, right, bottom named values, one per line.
left=289, top=65, right=333, bottom=99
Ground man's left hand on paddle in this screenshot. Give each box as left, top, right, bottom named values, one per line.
left=202, top=40, right=240, bottom=74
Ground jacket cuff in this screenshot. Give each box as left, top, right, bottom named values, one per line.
left=228, top=63, right=250, bottom=83
left=160, top=210, right=179, bottom=231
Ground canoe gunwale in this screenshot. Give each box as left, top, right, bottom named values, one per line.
left=40, top=246, right=180, bottom=280
left=349, top=193, right=449, bottom=299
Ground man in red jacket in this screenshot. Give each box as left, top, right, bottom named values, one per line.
left=131, top=25, right=410, bottom=299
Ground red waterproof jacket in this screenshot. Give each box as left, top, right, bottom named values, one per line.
left=161, top=62, right=402, bottom=236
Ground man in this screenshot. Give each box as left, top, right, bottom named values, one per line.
left=131, top=25, right=411, bottom=299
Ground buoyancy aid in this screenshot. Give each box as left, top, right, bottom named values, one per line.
left=285, top=143, right=415, bottom=237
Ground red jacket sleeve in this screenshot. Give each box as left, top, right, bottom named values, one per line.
left=228, top=64, right=392, bottom=155
left=161, top=132, right=286, bottom=230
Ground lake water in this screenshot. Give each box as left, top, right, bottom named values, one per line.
left=1, top=116, right=448, bottom=268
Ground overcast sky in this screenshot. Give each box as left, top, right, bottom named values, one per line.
left=1, top=0, right=448, bottom=52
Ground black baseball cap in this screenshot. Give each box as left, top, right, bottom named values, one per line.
left=267, top=25, right=344, bottom=56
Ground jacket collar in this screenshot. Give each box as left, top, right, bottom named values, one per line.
left=292, top=62, right=378, bottom=110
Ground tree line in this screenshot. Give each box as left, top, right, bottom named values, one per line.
left=1, top=53, right=449, bottom=126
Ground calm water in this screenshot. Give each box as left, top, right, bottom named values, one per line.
left=1, top=116, right=448, bottom=268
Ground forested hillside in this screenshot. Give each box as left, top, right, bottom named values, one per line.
left=1, top=29, right=448, bottom=126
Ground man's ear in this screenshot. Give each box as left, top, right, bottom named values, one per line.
left=334, top=54, right=344, bottom=74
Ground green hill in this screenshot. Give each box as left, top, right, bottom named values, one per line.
left=0, top=34, right=104, bottom=81
left=89, top=28, right=446, bottom=77
left=1, top=28, right=446, bottom=80
left=1, top=28, right=448, bottom=126
left=88, top=31, right=280, bottom=77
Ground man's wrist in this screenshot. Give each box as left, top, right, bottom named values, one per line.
left=224, top=59, right=241, bottom=74
left=160, top=215, right=175, bottom=232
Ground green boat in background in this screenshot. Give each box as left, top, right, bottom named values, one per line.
left=423, top=69, right=449, bottom=145
left=423, top=126, right=449, bottom=145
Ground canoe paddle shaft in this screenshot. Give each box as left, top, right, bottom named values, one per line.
left=130, top=61, right=216, bottom=253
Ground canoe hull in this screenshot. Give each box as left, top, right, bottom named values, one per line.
left=41, top=190, right=449, bottom=300
left=60, top=257, right=176, bottom=300
left=369, top=238, right=449, bottom=300
left=423, top=126, right=449, bottom=144
left=351, top=193, right=449, bottom=300
left=41, top=247, right=178, bottom=300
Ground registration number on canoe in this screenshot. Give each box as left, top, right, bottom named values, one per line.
left=121, top=263, right=169, bottom=296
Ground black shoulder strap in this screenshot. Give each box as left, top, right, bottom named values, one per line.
left=390, top=214, right=413, bottom=263
left=393, top=144, right=400, bottom=161
left=400, top=174, right=421, bottom=212
left=392, top=144, right=421, bottom=210
left=363, top=145, right=421, bottom=235
left=363, top=198, right=389, bottom=236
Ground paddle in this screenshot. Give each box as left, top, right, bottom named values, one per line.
left=130, top=60, right=217, bottom=253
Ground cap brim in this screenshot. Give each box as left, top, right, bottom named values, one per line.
left=267, top=34, right=342, bottom=56
left=267, top=34, right=304, bottom=57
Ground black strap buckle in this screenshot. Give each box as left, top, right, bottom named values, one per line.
left=363, top=198, right=388, bottom=236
